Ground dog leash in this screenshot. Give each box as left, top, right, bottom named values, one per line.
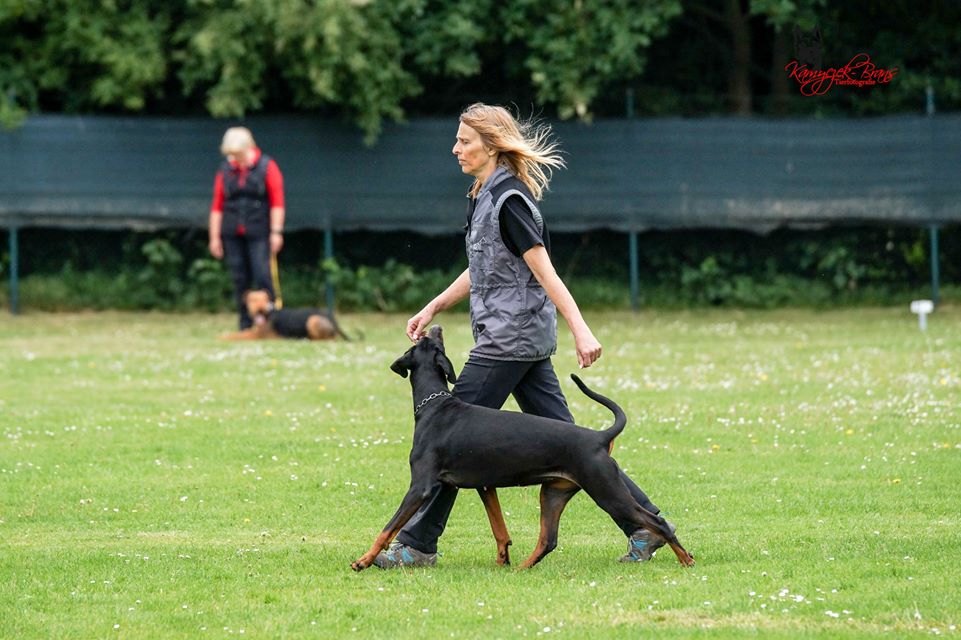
left=270, top=254, right=283, bottom=309
left=414, top=391, right=452, bottom=414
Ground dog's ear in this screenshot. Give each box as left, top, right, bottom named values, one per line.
left=390, top=350, right=413, bottom=378
left=434, top=350, right=457, bottom=385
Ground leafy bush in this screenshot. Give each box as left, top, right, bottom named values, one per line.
left=320, top=258, right=463, bottom=312
left=1, top=226, right=957, bottom=311
left=183, top=257, right=234, bottom=311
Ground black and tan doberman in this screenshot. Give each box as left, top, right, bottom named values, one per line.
left=350, top=325, right=694, bottom=571
left=220, top=289, right=352, bottom=341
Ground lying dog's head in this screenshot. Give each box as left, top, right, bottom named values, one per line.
left=390, top=325, right=457, bottom=384
left=243, top=289, right=274, bottom=326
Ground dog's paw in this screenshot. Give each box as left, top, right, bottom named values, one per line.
left=350, top=559, right=368, bottom=572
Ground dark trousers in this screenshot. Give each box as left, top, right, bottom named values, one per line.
left=222, top=233, right=273, bottom=330
left=395, top=356, right=660, bottom=554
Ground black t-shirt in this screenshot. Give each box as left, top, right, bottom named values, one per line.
left=468, top=194, right=550, bottom=258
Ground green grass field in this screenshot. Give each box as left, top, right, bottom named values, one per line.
left=2, top=308, right=959, bottom=639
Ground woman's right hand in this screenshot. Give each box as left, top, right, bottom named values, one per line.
left=209, top=237, right=224, bottom=259
left=406, top=306, right=435, bottom=342
left=573, top=328, right=602, bottom=369
left=405, top=272, right=468, bottom=342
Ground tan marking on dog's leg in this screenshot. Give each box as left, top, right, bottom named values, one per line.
left=519, top=480, right=580, bottom=569
left=477, top=488, right=512, bottom=566
left=668, top=541, right=696, bottom=567
left=352, top=530, right=397, bottom=571
left=220, top=329, right=260, bottom=341
left=351, top=486, right=430, bottom=571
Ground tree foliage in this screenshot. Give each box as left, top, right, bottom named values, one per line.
left=0, top=0, right=681, bottom=136
left=1, top=0, right=170, bottom=124
left=1, top=0, right=958, bottom=136
left=638, top=0, right=960, bottom=117
left=501, top=0, right=681, bottom=119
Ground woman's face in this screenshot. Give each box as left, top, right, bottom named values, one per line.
left=225, top=146, right=254, bottom=166
left=452, top=122, right=496, bottom=181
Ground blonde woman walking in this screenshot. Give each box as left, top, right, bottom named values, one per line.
left=376, top=103, right=675, bottom=568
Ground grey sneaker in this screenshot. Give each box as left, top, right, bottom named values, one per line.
left=619, top=520, right=676, bottom=562
left=372, top=542, right=437, bottom=569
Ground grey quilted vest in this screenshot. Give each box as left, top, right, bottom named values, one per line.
left=466, top=167, right=557, bottom=361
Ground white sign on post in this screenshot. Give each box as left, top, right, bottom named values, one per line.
left=910, top=299, right=934, bottom=331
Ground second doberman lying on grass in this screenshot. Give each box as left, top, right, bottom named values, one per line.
left=351, top=325, right=694, bottom=571
left=220, top=289, right=352, bottom=341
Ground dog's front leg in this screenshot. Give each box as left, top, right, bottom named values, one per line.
left=477, top=487, right=512, bottom=566
left=351, top=483, right=433, bottom=571
left=219, top=329, right=255, bottom=340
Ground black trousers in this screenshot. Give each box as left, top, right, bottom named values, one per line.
left=221, top=233, right=274, bottom=330
left=395, top=355, right=660, bottom=554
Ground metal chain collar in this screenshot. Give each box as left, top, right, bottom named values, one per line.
left=414, top=391, right=452, bottom=414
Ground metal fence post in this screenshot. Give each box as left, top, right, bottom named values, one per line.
left=8, top=226, right=19, bottom=315
left=324, top=223, right=335, bottom=311
left=629, top=231, right=639, bottom=312
left=929, top=224, right=940, bottom=305
left=925, top=87, right=940, bottom=306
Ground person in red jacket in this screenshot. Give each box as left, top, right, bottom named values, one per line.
left=208, top=127, right=286, bottom=329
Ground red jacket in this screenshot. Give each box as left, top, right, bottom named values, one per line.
left=210, top=147, right=284, bottom=213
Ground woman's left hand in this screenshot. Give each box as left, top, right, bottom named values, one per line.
left=574, top=330, right=602, bottom=368
left=270, top=232, right=284, bottom=255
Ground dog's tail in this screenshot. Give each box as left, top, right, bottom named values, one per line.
left=570, top=374, right=626, bottom=451
left=327, top=313, right=364, bottom=342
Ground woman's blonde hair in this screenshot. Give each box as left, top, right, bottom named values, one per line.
left=220, top=126, right=256, bottom=156
left=459, top=103, right=565, bottom=200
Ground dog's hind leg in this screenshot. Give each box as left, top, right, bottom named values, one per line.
left=576, top=461, right=695, bottom=567
left=477, top=488, right=512, bottom=566
left=306, top=315, right=336, bottom=340
left=519, top=480, right=580, bottom=569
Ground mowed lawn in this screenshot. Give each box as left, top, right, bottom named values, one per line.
left=1, top=308, right=959, bottom=639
